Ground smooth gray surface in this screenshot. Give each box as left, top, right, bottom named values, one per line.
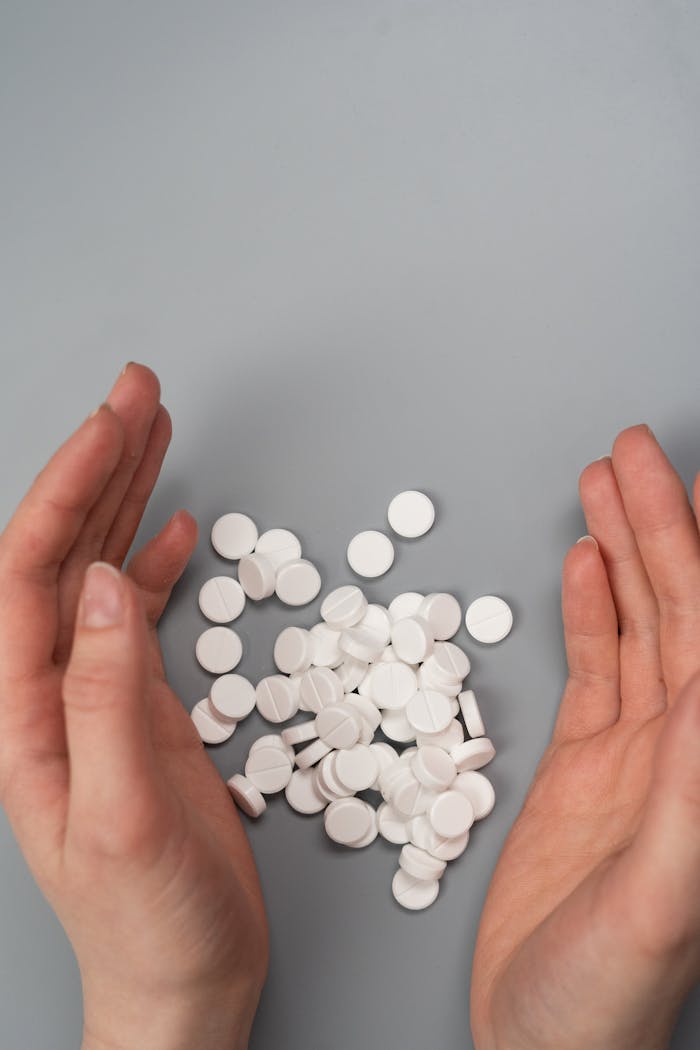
left=2, top=3, right=700, bottom=1048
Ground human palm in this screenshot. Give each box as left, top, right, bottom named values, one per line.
left=472, top=426, right=700, bottom=1049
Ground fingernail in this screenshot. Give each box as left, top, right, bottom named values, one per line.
left=120, top=361, right=134, bottom=377
left=576, top=535, right=599, bottom=551
left=87, top=402, right=113, bottom=420
left=80, top=563, right=125, bottom=628
left=634, top=423, right=655, bottom=437
left=594, top=455, right=611, bottom=463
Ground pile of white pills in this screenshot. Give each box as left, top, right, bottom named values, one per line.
left=192, top=492, right=512, bottom=911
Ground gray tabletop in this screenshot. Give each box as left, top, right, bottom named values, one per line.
left=2, top=3, right=700, bottom=1048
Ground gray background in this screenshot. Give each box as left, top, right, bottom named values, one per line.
left=1, top=2, right=699, bottom=1047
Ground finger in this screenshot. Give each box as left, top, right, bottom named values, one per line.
left=101, top=404, right=173, bottom=568
left=63, top=562, right=161, bottom=851
left=611, top=425, right=700, bottom=700
left=579, top=456, right=666, bottom=722
left=126, top=509, right=199, bottom=628
left=0, top=405, right=124, bottom=678
left=54, top=363, right=161, bottom=662
left=553, top=536, right=620, bottom=743
left=623, top=670, right=700, bottom=958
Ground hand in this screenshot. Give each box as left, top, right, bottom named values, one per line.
left=471, top=425, right=700, bottom=1050
left=0, top=364, right=268, bottom=1050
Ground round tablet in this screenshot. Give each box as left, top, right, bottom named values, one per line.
left=416, top=718, right=465, bottom=751
left=281, top=720, right=318, bottom=746
left=419, top=593, right=461, bottom=641
left=324, top=797, right=376, bottom=846
left=392, top=774, right=439, bottom=819
left=339, top=626, right=386, bottom=663
left=405, top=690, right=453, bottom=735
left=370, top=742, right=400, bottom=786
left=198, top=576, right=246, bottom=623
left=309, top=623, right=343, bottom=668
left=359, top=604, right=392, bottom=646
left=388, top=592, right=425, bottom=622
left=418, top=661, right=462, bottom=697
left=392, top=869, right=440, bottom=911
left=409, top=815, right=469, bottom=861
left=346, top=694, right=382, bottom=734
left=255, top=528, right=302, bottom=570
left=454, top=771, right=495, bottom=820
left=315, top=703, right=362, bottom=750
left=299, top=667, right=344, bottom=713
left=274, top=626, right=313, bottom=674
left=429, top=790, right=474, bottom=838
left=369, top=662, right=418, bottom=710
left=391, top=617, right=434, bottom=664
left=411, top=746, right=457, bottom=791
left=377, top=803, right=411, bottom=844
left=238, top=553, right=275, bottom=601
left=211, top=513, right=258, bottom=560
left=256, top=675, right=299, bottom=723
left=450, top=737, right=496, bottom=772
left=430, top=642, right=471, bottom=684
left=245, top=745, right=293, bottom=794
left=347, top=530, right=395, bottom=579
left=320, top=585, right=367, bottom=629
left=387, top=490, right=435, bottom=539
left=465, top=595, right=513, bottom=644
left=195, top=627, right=243, bottom=674
left=209, top=674, right=256, bottom=722
left=334, top=745, right=380, bottom=793
left=458, top=690, right=485, bottom=737
left=227, top=773, right=266, bottom=818
left=190, top=698, right=237, bottom=744
left=275, top=558, right=322, bottom=606
left=399, top=843, right=446, bottom=881
left=335, top=656, right=368, bottom=692
left=285, top=768, right=328, bottom=814
left=381, top=708, right=417, bottom=743
left=295, top=738, right=331, bottom=770
left=249, top=733, right=295, bottom=764
left=317, top=753, right=353, bottom=800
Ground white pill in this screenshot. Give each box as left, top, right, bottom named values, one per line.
left=429, top=789, right=474, bottom=838
left=244, top=745, right=293, bottom=794
left=285, top=768, right=328, bottom=814
left=295, top=738, right=332, bottom=769
left=315, top=772, right=345, bottom=803
left=392, top=774, right=439, bottom=819
left=238, top=553, right=276, bottom=601
left=309, top=623, right=343, bottom=668
left=388, top=592, right=425, bottom=622
left=370, top=742, right=400, bottom=787
left=465, top=595, right=513, bottom=644
left=275, top=558, right=322, bottom=606
left=195, top=627, right=243, bottom=674
left=299, top=666, right=344, bottom=713
left=249, top=733, right=295, bottom=764
left=211, top=512, right=258, bottom=560
left=399, top=843, right=446, bottom=881
left=198, top=576, right=246, bottom=623
left=381, top=708, right=417, bottom=743
left=256, top=675, right=299, bottom=723
left=377, top=644, right=400, bottom=663
left=315, top=703, right=362, bottom=749
left=347, top=530, right=395, bottom=578
left=409, top=815, right=469, bottom=861
left=387, top=490, right=435, bottom=539
left=274, top=626, right=313, bottom=675
left=335, top=656, right=369, bottom=692
left=458, top=689, right=485, bottom=737
left=227, top=773, right=266, bottom=818
left=418, top=661, right=462, bottom=697
left=345, top=693, right=382, bottom=734
left=209, top=674, right=256, bottom=722
left=406, top=690, right=453, bottom=735
left=317, top=753, right=353, bottom=800
left=339, top=626, right=386, bottom=663
left=416, top=718, right=465, bottom=752
left=431, top=642, right=471, bottom=684
left=369, top=662, right=418, bottom=710
left=419, top=593, right=461, bottom=641
left=378, top=762, right=409, bottom=800
left=334, top=745, right=380, bottom=793
left=411, top=746, right=457, bottom=791
left=450, top=737, right=496, bottom=772
left=324, top=797, right=377, bottom=846
left=281, top=720, right=318, bottom=746
left=255, top=528, right=302, bottom=570
left=321, top=585, right=367, bottom=628
left=358, top=665, right=377, bottom=697
left=392, top=869, right=439, bottom=911
left=454, top=771, right=495, bottom=819
left=391, top=617, right=434, bottom=664
left=450, top=698, right=460, bottom=717
left=359, top=604, right=392, bottom=646
left=190, top=698, right=237, bottom=744
left=377, top=802, right=411, bottom=843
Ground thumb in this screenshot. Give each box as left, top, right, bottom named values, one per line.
left=626, top=670, right=700, bottom=957
left=63, top=561, right=157, bottom=844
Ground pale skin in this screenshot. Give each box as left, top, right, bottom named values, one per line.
left=0, top=365, right=698, bottom=1049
